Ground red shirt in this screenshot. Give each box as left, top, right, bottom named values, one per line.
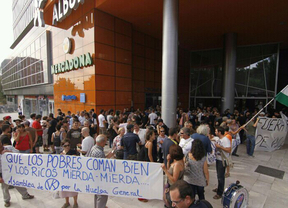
left=32, top=120, right=43, bottom=136
left=15, top=134, right=30, bottom=151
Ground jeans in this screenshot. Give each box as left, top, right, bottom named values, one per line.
left=94, top=194, right=108, bottom=208
left=1, top=182, right=29, bottom=203
left=216, top=159, right=226, bottom=196
left=246, top=134, right=255, bottom=156
left=19, top=149, right=30, bottom=154
left=190, top=184, right=205, bottom=200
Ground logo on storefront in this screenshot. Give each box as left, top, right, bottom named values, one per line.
left=53, top=0, right=85, bottom=25
left=34, top=0, right=47, bottom=27
left=51, top=52, right=93, bottom=74
left=63, top=37, right=72, bottom=54
left=62, top=95, right=77, bottom=101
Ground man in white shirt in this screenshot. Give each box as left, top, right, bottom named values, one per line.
left=98, top=110, right=107, bottom=134
left=148, top=109, right=158, bottom=125
left=78, top=127, right=95, bottom=156
left=179, top=127, right=193, bottom=155
left=106, top=110, right=114, bottom=127
left=133, top=121, right=146, bottom=149
left=213, top=126, right=231, bottom=200
left=28, top=113, right=36, bottom=127
left=78, top=111, right=86, bottom=126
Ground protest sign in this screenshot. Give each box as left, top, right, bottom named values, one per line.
left=1, top=153, right=163, bottom=199
left=255, top=113, right=288, bottom=152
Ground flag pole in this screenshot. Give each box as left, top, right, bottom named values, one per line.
left=242, top=98, right=274, bottom=128
left=241, top=84, right=288, bottom=128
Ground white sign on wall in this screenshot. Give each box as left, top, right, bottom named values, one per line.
left=1, top=153, right=163, bottom=199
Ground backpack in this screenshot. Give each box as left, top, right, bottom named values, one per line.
left=53, top=132, right=61, bottom=147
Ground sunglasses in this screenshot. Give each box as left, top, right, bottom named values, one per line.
left=180, top=132, right=184, bottom=135
left=160, top=131, right=165, bottom=132
left=63, top=144, right=70, bottom=147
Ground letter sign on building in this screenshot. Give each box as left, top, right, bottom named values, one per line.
left=51, top=52, right=93, bottom=74
left=53, top=0, right=85, bottom=25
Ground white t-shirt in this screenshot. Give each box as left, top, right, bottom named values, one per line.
left=134, top=128, right=147, bottom=145
left=179, top=137, right=194, bottom=155
left=107, top=115, right=113, bottom=126
left=148, top=112, right=158, bottom=125
left=216, top=136, right=231, bottom=161
left=78, top=116, right=85, bottom=125
left=82, top=136, right=95, bottom=156
left=98, top=114, right=106, bottom=128
left=28, top=118, right=34, bottom=127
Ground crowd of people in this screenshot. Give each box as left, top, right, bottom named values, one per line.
left=0, top=105, right=283, bottom=208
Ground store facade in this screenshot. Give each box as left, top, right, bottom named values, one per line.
left=2, top=0, right=288, bottom=126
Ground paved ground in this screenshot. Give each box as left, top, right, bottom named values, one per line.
left=2, top=143, right=288, bottom=208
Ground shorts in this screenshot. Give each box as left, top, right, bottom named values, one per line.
left=42, top=136, right=48, bottom=146
left=127, top=154, right=138, bottom=160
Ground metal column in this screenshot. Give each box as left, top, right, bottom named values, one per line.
left=221, top=33, right=237, bottom=113
left=161, top=0, right=179, bottom=128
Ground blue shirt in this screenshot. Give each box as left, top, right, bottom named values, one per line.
left=191, top=133, right=212, bottom=155
left=121, top=132, right=140, bottom=155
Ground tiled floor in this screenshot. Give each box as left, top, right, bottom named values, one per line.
left=2, top=144, right=288, bottom=208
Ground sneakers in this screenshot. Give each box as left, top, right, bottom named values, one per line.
left=22, top=194, right=34, bottom=200
left=73, top=204, right=79, bottom=208
left=62, top=203, right=70, bottom=208
left=4, top=202, right=10, bottom=207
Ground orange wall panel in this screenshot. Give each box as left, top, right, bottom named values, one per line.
left=116, top=91, right=132, bottom=105
left=133, top=44, right=145, bottom=57
left=133, top=31, right=145, bottom=45
left=132, top=69, right=145, bottom=81
left=95, top=26, right=115, bottom=46
left=116, top=33, right=132, bottom=50
left=116, top=77, right=132, bottom=91
left=145, top=47, right=155, bottom=60
left=116, top=63, right=131, bottom=78
left=95, top=10, right=114, bottom=31
left=95, top=75, right=115, bottom=91
left=145, top=59, right=155, bottom=71
left=133, top=81, right=145, bottom=92
left=133, top=56, right=145, bottom=69
left=116, top=48, right=132, bottom=64
left=95, top=59, right=115, bottom=76
left=115, top=19, right=132, bottom=37
left=96, top=91, right=115, bottom=106
left=133, top=92, right=145, bottom=104
left=145, top=71, right=155, bottom=82
left=95, top=43, right=115, bottom=61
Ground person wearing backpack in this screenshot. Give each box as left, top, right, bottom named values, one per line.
left=51, top=124, right=63, bottom=154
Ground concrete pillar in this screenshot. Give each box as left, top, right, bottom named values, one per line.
left=221, top=33, right=237, bottom=113
left=161, top=0, right=178, bottom=128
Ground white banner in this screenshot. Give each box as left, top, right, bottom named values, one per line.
left=255, top=113, right=288, bottom=152
left=1, top=153, right=163, bottom=199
